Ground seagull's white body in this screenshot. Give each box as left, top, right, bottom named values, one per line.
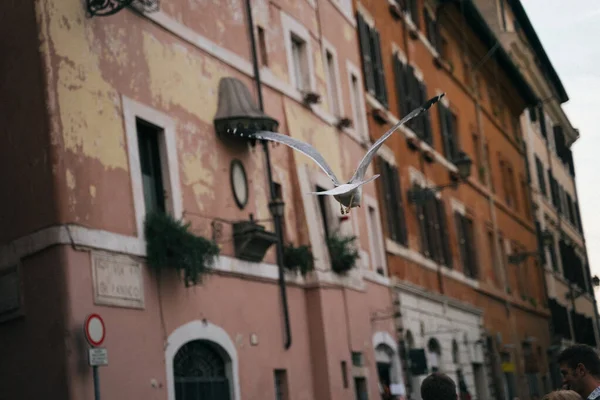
left=249, top=94, right=444, bottom=214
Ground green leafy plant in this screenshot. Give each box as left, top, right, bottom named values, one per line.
left=326, top=232, right=360, bottom=275
left=144, top=211, right=220, bottom=287
left=529, top=297, right=537, bottom=307
left=283, top=244, right=315, bottom=276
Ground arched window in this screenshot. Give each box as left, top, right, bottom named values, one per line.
left=427, top=338, right=442, bottom=372
left=173, top=340, right=232, bottom=400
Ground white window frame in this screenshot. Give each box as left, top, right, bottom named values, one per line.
left=364, top=194, right=388, bottom=275
left=281, top=11, right=316, bottom=95
left=346, top=60, right=369, bottom=142
left=123, top=96, right=183, bottom=239
left=322, top=38, right=344, bottom=118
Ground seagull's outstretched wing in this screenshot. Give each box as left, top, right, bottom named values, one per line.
left=349, top=94, right=445, bottom=183
left=252, top=130, right=341, bottom=185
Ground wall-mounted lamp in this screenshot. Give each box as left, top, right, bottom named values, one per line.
left=407, top=151, right=472, bottom=204
left=508, top=230, right=554, bottom=265
left=86, top=0, right=159, bottom=17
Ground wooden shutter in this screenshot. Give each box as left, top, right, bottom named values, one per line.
left=535, top=157, right=546, bottom=195
left=439, top=104, right=450, bottom=158
left=393, top=56, right=408, bottom=117
left=447, top=111, right=458, bottom=161
left=574, top=202, right=582, bottom=232
left=391, top=166, right=408, bottom=245
left=371, top=30, right=388, bottom=107
left=528, top=106, right=537, bottom=122
left=437, top=198, right=452, bottom=268
left=538, top=104, right=547, bottom=139
left=424, top=195, right=439, bottom=261
left=553, top=125, right=565, bottom=160
left=464, top=217, right=477, bottom=278
left=454, top=212, right=467, bottom=275
left=378, top=158, right=395, bottom=239
left=408, top=0, right=420, bottom=29
left=357, top=14, right=375, bottom=94
left=420, top=82, right=433, bottom=145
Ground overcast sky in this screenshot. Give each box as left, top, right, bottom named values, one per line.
left=520, top=1, right=600, bottom=286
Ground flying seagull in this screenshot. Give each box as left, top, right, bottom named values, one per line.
left=248, top=94, right=445, bottom=215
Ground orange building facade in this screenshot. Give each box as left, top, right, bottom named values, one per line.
left=353, top=0, right=552, bottom=399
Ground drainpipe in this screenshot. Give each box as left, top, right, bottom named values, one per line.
left=244, top=0, right=291, bottom=350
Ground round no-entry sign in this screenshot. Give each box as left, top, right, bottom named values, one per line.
left=84, top=313, right=106, bottom=347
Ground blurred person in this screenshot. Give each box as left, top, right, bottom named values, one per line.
left=557, top=344, right=600, bottom=399
left=421, top=372, right=457, bottom=400
left=542, top=389, right=583, bottom=400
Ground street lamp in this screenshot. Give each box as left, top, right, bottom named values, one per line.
left=455, top=151, right=473, bottom=180
left=508, top=230, right=554, bottom=265
left=268, top=197, right=285, bottom=218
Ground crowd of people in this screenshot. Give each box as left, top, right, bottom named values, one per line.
left=419, top=344, right=600, bottom=400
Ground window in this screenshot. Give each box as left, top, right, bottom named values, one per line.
left=498, top=236, right=510, bottom=292
left=473, top=134, right=485, bottom=183
left=257, top=26, right=268, bottom=66
left=520, top=177, right=531, bottom=219
left=405, top=0, right=420, bottom=28
left=548, top=170, right=560, bottom=211
left=324, top=49, right=341, bottom=117
left=439, top=104, right=459, bottom=161
left=455, top=212, right=478, bottom=278
left=137, top=118, right=166, bottom=215
left=291, top=35, right=309, bottom=91
left=367, top=205, right=385, bottom=274
left=357, top=14, right=387, bottom=106
left=535, top=156, right=546, bottom=196
left=349, top=72, right=367, bottom=139
left=274, top=370, right=289, bottom=400
left=341, top=361, right=349, bottom=388
left=511, top=116, right=521, bottom=141
left=378, top=158, right=407, bottom=245
left=424, top=8, right=441, bottom=51
left=417, top=194, right=452, bottom=267
left=574, top=202, right=583, bottom=232
left=546, top=232, right=559, bottom=272
left=393, top=57, right=432, bottom=142
left=498, top=0, right=507, bottom=31
left=488, top=229, right=502, bottom=285
left=352, top=351, right=364, bottom=367
left=507, top=165, right=518, bottom=211
left=316, top=185, right=331, bottom=239
left=485, top=143, right=494, bottom=192
left=528, top=106, right=537, bottom=122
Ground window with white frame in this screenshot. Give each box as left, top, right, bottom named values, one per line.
left=350, top=72, right=366, bottom=139
left=123, top=97, right=182, bottom=238
left=367, top=204, right=385, bottom=274
left=324, top=49, right=341, bottom=117
left=291, top=35, right=309, bottom=92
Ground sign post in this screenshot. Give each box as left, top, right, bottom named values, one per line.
left=84, top=313, right=107, bottom=400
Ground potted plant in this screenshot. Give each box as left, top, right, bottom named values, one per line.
left=283, top=244, right=315, bottom=276
left=326, top=232, right=360, bottom=275
left=144, top=212, right=220, bottom=287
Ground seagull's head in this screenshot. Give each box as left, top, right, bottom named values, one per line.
left=422, top=93, right=446, bottom=110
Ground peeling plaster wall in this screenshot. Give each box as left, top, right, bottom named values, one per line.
left=0, top=1, right=57, bottom=243
left=17, top=0, right=400, bottom=399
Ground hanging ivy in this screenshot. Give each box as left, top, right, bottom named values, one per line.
left=144, top=211, right=220, bottom=287
left=326, top=232, right=360, bottom=275
left=283, top=244, right=315, bottom=276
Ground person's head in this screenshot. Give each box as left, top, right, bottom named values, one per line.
left=542, top=389, right=582, bottom=400
left=421, top=372, right=457, bottom=400
left=557, top=344, right=600, bottom=396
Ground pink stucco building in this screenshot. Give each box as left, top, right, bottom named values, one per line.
left=0, top=0, right=404, bottom=399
